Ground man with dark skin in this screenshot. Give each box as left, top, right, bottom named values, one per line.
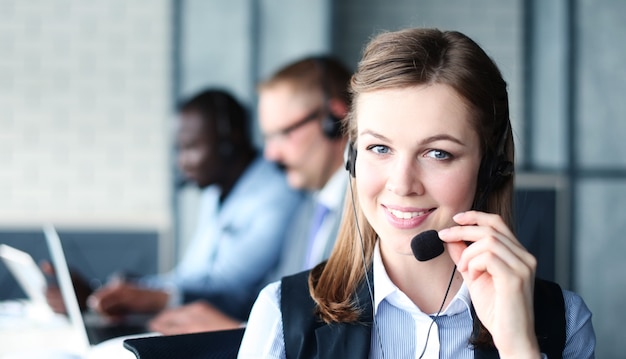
left=45, top=89, right=303, bottom=325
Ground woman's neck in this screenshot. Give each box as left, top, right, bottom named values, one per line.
left=381, top=249, right=463, bottom=314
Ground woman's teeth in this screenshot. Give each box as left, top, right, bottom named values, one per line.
left=389, top=208, right=430, bottom=219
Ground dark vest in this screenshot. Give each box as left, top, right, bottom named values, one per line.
left=281, top=270, right=565, bottom=359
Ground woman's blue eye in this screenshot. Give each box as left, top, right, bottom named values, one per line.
left=368, top=145, right=390, bottom=154
left=427, top=149, right=451, bottom=160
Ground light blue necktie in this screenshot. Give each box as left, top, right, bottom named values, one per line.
left=304, top=202, right=330, bottom=269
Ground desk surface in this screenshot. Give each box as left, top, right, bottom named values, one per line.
left=0, top=300, right=144, bottom=359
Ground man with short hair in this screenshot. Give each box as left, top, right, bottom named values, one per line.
left=149, top=56, right=353, bottom=334
left=257, top=55, right=351, bottom=276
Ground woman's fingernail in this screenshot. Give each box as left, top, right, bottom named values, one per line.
left=438, top=228, right=449, bottom=238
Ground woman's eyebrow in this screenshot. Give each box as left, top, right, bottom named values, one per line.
left=359, top=130, right=466, bottom=147
left=418, top=134, right=466, bottom=147
left=358, top=129, right=390, bottom=142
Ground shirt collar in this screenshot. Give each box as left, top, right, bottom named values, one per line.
left=372, top=242, right=472, bottom=317
left=372, top=241, right=396, bottom=315
left=315, top=168, right=347, bottom=211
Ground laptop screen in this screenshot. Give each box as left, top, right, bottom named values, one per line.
left=43, top=224, right=92, bottom=353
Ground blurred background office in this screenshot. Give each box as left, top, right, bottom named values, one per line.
left=0, top=0, right=624, bottom=357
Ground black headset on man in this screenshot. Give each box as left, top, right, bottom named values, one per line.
left=313, top=56, right=344, bottom=140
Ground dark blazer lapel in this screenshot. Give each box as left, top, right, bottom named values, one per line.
left=314, top=323, right=371, bottom=358
left=314, top=267, right=375, bottom=358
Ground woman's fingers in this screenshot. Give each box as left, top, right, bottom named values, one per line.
left=447, top=211, right=517, bottom=245
left=439, top=211, right=536, bottom=274
left=449, top=229, right=536, bottom=275
left=438, top=210, right=538, bottom=353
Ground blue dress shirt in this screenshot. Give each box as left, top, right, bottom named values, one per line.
left=141, top=155, right=303, bottom=320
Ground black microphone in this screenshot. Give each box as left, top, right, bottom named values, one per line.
left=410, top=230, right=444, bottom=261
left=274, top=162, right=288, bottom=173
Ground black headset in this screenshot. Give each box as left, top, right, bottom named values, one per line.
left=211, top=92, right=235, bottom=158
left=345, top=140, right=357, bottom=177
left=314, top=57, right=344, bottom=140
left=321, top=112, right=343, bottom=139
left=476, top=122, right=514, bottom=195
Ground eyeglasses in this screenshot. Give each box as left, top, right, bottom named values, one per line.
left=263, top=109, right=321, bottom=142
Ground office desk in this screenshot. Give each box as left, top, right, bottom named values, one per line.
left=0, top=301, right=139, bottom=359
left=0, top=301, right=81, bottom=358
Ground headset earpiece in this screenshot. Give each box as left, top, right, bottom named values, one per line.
left=313, top=56, right=344, bottom=140
left=478, top=154, right=513, bottom=193
left=218, top=141, right=234, bottom=157
left=212, top=94, right=236, bottom=158
left=495, top=159, right=514, bottom=177
left=345, top=142, right=357, bottom=177
left=475, top=123, right=514, bottom=209
left=321, top=112, right=343, bottom=139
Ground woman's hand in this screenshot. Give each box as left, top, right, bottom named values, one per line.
left=439, top=210, right=540, bottom=358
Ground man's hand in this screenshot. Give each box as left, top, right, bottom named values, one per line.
left=88, top=280, right=169, bottom=320
left=41, top=260, right=92, bottom=313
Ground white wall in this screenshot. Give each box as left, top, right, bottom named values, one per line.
left=0, top=0, right=172, bottom=230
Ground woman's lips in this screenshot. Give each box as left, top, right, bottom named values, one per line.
left=383, top=206, right=435, bottom=229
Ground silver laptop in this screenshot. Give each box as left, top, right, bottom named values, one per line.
left=0, top=226, right=91, bottom=357
left=43, top=224, right=94, bottom=354
left=1, top=225, right=150, bottom=356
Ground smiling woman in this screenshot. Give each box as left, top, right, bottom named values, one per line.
left=355, top=85, right=481, bottom=245
left=238, top=28, right=595, bottom=359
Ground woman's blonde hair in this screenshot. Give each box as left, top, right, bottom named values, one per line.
left=309, top=28, right=515, bottom=338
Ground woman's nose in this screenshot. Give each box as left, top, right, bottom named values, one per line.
left=385, top=158, right=425, bottom=196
